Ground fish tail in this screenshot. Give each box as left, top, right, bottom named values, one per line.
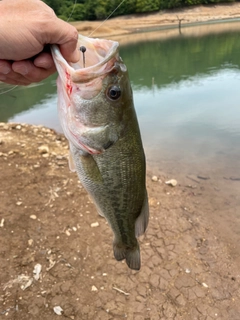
left=113, top=241, right=141, bottom=271
left=125, top=243, right=141, bottom=271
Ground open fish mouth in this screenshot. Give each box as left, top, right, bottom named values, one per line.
left=51, top=34, right=120, bottom=83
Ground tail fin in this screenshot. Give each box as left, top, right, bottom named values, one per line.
left=125, top=244, right=141, bottom=270
left=113, top=242, right=141, bottom=271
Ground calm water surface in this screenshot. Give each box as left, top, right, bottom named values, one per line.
left=1, top=22, right=240, bottom=252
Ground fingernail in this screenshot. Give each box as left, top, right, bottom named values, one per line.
left=71, top=49, right=80, bottom=63
left=36, top=61, right=52, bottom=69
left=0, top=67, right=11, bottom=75
left=15, top=66, right=28, bottom=75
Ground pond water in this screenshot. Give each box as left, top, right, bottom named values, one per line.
left=1, top=21, right=240, bottom=255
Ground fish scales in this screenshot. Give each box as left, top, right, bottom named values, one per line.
left=51, top=34, right=149, bottom=270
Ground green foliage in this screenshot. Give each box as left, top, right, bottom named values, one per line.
left=66, top=3, right=86, bottom=21
left=160, top=0, right=182, bottom=9
left=42, top=0, right=240, bottom=21
left=136, top=0, right=160, bottom=13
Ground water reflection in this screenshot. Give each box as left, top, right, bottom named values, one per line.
left=0, top=76, right=57, bottom=123
left=11, top=93, right=62, bottom=132
left=133, top=68, right=240, bottom=162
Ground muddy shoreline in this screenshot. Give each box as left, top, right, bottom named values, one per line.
left=1, top=123, right=240, bottom=319
left=71, top=3, right=240, bottom=40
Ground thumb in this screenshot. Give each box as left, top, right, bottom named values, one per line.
left=50, top=19, right=80, bottom=63
left=59, top=34, right=80, bottom=63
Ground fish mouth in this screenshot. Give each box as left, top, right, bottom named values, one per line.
left=51, top=35, right=119, bottom=83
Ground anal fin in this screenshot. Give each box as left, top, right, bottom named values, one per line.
left=135, top=191, right=149, bottom=238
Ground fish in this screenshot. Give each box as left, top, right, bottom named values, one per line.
left=51, top=34, right=149, bottom=270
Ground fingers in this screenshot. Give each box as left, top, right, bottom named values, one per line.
left=58, top=28, right=80, bottom=63
left=0, top=60, right=11, bottom=75
left=34, top=52, right=55, bottom=69
left=46, top=18, right=80, bottom=63
left=0, top=53, right=56, bottom=85
left=0, top=60, right=28, bottom=85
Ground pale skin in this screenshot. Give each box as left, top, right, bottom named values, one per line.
left=0, top=0, right=80, bottom=85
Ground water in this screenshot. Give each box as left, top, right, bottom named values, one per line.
left=1, top=21, right=240, bottom=254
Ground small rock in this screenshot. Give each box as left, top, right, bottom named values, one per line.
left=151, top=176, right=158, bottom=182
left=0, top=218, right=5, bottom=227
left=57, top=161, right=65, bottom=166
left=16, top=201, right=22, bottom=206
left=38, top=145, right=49, bottom=154
left=21, top=278, right=33, bottom=291
left=53, top=306, right=63, bottom=315
left=165, top=179, right=178, bottom=187
left=202, top=282, right=208, bottom=288
left=91, top=222, right=99, bottom=228
left=65, top=230, right=71, bottom=236
left=28, top=239, right=33, bottom=246
left=16, top=125, right=22, bottom=130
left=30, top=215, right=37, bottom=220
left=42, top=153, right=49, bottom=158
left=33, top=264, right=42, bottom=281
left=197, top=175, right=210, bottom=180
left=91, top=285, right=98, bottom=291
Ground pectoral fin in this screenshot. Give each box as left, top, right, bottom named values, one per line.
left=78, top=153, right=103, bottom=184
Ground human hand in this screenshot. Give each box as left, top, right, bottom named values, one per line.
left=0, top=0, right=80, bottom=85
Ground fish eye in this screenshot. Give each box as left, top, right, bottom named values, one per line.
left=107, top=85, right=121, bottom=101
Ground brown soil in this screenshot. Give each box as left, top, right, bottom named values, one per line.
left=1, top=122, right=240, bottom=319
left=71, top=3, right=240, bottom=40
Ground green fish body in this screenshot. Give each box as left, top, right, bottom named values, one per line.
left=51, top=35, right=149, bottom=270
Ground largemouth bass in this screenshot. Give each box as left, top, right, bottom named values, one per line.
left=51, top=35, right=149, bottom=270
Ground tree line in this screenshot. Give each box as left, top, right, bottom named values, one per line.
left=42, top=0, right=237, bottom=21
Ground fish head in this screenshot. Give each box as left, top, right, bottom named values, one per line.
left=51, top=35, right=133, bottom=154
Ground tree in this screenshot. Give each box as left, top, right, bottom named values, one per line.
left=136, top=0, right=160, bottom=12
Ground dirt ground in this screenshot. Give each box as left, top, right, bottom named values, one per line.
left=0, top=122, right=240, bottom=320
